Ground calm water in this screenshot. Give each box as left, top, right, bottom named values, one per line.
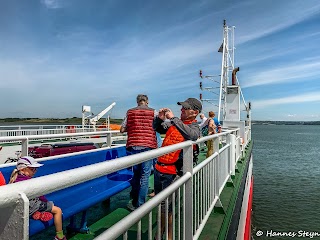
left=252, top=124, right=320, bottom=239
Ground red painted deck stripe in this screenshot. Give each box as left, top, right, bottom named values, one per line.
left=244, top=176, right=253, bottom=240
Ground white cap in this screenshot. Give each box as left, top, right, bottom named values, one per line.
left=17, top=156, right=43, bottom=170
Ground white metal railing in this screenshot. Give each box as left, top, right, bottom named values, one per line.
left=0, top=130, right=123, bottom=157
left=0, top=125, right=104, bottom=142
left=0, top=128, right=250, bottom=240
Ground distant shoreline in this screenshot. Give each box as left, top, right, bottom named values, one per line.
left=0, top=117, right=123, bottom=125
left=252, top=121, right=320, bottom=125
left=0, top=118, right=319, bottom=125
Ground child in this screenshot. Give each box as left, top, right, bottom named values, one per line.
left=9, top=156, right=67, bottom=240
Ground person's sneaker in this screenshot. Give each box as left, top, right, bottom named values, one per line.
left=40, top=212, right=53, bottom=222
left=127, top=200, right=137, bottom=211
left=32, top=211, right=41, bottom=220
left=54, top=236, right=67, bottom=240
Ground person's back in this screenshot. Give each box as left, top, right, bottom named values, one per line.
left=213, top=117, right=221, bottom=133
left=125, top=104, right=157, bottom=149
left=120, top=94, right=157, bottom=211
left=199, top=113, right=207, bottom=129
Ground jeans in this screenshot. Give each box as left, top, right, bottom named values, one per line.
left=127, top=147, right=154, bottom=207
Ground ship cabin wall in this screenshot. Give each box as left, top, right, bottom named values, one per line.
left=225, top=86, right=240, bottom=121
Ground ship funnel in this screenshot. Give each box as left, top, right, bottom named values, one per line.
left=232, top=67, right=240, bottom=85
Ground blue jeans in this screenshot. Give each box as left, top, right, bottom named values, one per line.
left=126, top=147, right=154, bottom=207
left=152, top=133, right=163, bottom=170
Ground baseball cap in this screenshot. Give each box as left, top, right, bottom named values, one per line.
left=177, top=98, right=202, bottom=112
left=17, top=156, right=43, bottom=170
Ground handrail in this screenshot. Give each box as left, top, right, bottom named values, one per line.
left=0, top=130, right=122, bottom=156
left=0, top=127, right=249, bottom=240
left=0, top=140, right=193, bottom=207
left=0, top=130, right=119, bottom=142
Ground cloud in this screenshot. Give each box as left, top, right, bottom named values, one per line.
left=243, top=57, right=320, bottom=88
left=237, top=2, right=320, bottom=44
left=253, top=92, right=320, bottom=109
left=41, top=0, right=61, bottom=9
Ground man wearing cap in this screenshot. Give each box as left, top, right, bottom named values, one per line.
left=120, top=94, right=158, bottom=211
left=153, top=97, right=202, bottom=239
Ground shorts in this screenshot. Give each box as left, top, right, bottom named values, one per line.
left=29, top=200, right=54, bottom=216
left=154, top=169, right=177, bottom=213
left=39, top=201, right=54, bottom=212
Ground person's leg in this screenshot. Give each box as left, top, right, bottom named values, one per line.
left=131, top=163, right=141, bottom=206
left=51, top=205, right=64, bottom=236
left=160, top=213, right=173, bottom=240
left=154, top=172, right=175, bottom=239
left=148, top=157, right=158, bottom=197
left=137, top=159, right=152, bottom=207
left=127, top=148, right=140, bottom=207
left=206, top=139, right=213, bottom=158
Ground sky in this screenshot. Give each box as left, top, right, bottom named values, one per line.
left=0, top=0, right=320, bottom=121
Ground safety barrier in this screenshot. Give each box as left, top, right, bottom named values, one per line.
left=0, top=130, right=124, bottom=157
left=0, top=127, right=249, bottom=240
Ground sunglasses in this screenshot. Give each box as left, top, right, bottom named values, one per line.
left=182, top=106, right=193, bottom=110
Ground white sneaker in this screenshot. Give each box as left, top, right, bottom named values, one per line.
left=127, top=200, right=137, bottom=211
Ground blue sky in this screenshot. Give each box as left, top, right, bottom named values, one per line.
left=1, top=0, right=320, bottom=121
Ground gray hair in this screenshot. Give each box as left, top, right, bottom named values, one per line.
left=136, top=94, right=148, bottom=103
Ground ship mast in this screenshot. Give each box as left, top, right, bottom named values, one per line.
left=199, top=20, right=250, bottom=124
left=219, top=20, right=235, bottom=121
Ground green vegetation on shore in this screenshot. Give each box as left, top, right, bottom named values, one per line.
left=252, top=120, right=320, bottom=125
left=1, top=118, right=319, bottom=125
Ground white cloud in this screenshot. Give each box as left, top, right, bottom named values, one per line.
left=41, top=0, right=61, bottom=9
left=253, top=92, right=320, bottom=109
left=237, top=2, right=320, bottom=44
left=243, top=58, right=320, bottom=88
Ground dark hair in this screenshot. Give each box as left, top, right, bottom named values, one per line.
left=136, top=94, right=148, bottom=103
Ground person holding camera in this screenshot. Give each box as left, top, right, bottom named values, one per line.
left=153, top=97, right=201, bottom=240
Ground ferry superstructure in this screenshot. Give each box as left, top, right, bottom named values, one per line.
left=0, top=20, right=252, bottom=240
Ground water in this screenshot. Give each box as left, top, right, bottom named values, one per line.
left=252, top=124, right=320, bottom=239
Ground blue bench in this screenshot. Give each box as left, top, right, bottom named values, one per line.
left=0, top=146, right=133, bottom=236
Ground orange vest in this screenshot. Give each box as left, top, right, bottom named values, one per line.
left=156, top=120, right=196, bottom=174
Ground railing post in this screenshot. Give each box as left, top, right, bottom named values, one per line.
left=183, top=143, right=193, bottom=239
left=106, top=132, right=112, bottom=148
left=0, top=193, right=29, bottom=240
left=230, top=134, right=236, bottom=176
left=213, top=136, right=224, bottom=209
left=21, top=137, right=29, bottom=156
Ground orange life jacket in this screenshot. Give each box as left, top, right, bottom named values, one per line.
left=156, top=120, right=196, bottom=174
